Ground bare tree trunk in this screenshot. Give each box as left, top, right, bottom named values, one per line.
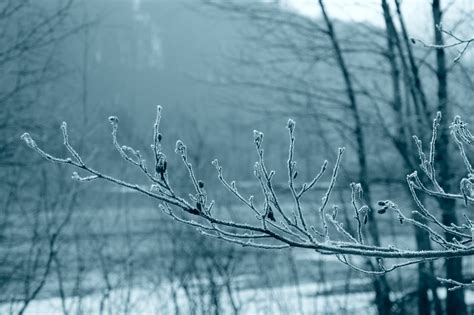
left=413, top=212, right=442, bottom=315
left=431, top=2, right=466, bottom=314
left=318, top=1, right=392, bottom=314
left=207, top=265, right=221, bottom=315
left=287, top=249, right=305, bottom=315
left=380, top=2, right=442, bottom=314
left=394, top=0, right=430, bottom=125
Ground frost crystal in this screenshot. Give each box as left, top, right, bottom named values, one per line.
left=175, top=140, right=186, bottom=155
left=287, top=118, right=296, bottom=132
left=20, top=133, right=36, bottom=148
left=71, top=171, right=81, bottom=181
left=253, top=130, right=264, bottom=147
left=108, top=116, right=119, bottom=129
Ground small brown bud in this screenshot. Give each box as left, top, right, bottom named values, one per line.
left=156, top=152, right=167, bottom=180
left=267, top=208, right=275, bottom=221
left=378, top=207, right=387, bottom=214
left=188, top=208, right=200, bottom=215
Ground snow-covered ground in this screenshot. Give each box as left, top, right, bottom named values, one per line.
left=1, top=281, right=376, bottom=315
left=4, top=283, right=473, bottom=315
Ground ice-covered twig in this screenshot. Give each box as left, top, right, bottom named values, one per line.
left=20, top=107, right=474, bottom=263
left=411, top=25, right=474, bottom=63
left=438, top=277, right=474, bottom=291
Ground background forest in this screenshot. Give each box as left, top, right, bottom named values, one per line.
left=1, top=0, right=473, bottom=314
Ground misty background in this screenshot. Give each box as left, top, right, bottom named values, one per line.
left=1, top=0, right=474, bottom=314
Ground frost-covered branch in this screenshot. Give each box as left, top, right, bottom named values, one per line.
left=411, top=24, right=474, bottom=63
left=21, top=107, right=474, bottom=268
left=438, top=277, right=474, bottom=291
